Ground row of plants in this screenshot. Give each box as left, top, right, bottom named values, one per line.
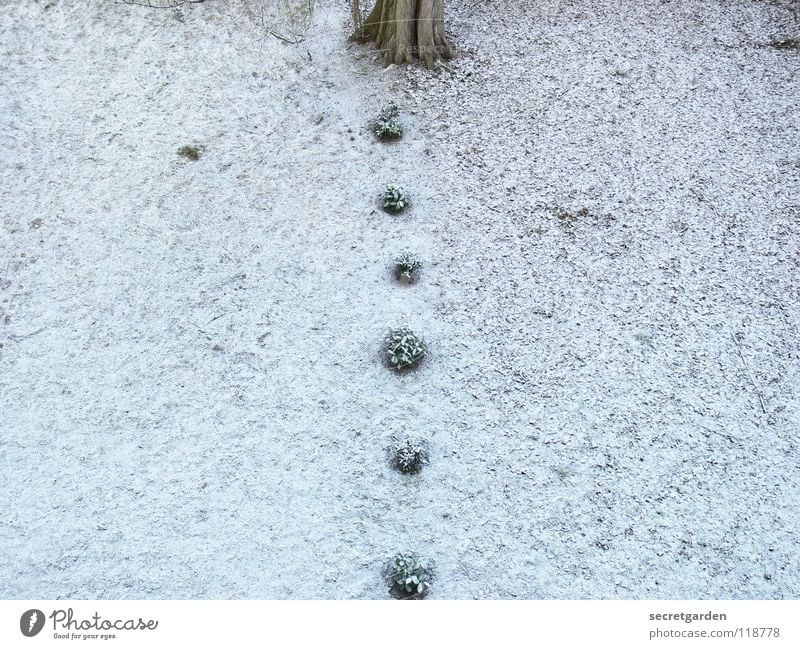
left=178, top=102, right=436, bottom=597
left=374, top=102, right=434, bottom=599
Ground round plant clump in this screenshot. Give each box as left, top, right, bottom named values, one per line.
left=389, top=552, right=433, bottom=599
left=383, top=184, right=409, bottom=213
left=374, top=119, right=403, bottom=141
left=393, top=252, right=422, bottom=284
left=384, top=327, right=427, bottom=370
left=391, top=435, right=430, bottom=474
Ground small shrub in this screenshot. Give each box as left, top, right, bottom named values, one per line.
left=394, top=252, right=422, bottom=283
left=383, top=184, right=408, bottom=213
left=178, top=144, right=202, bottom=160
left=391, top=435, right=429, bottom=474
left=374, top=119, right=403, bottom=141
left=390, top=552, right=433, bottom=599
left=373, top=101, right=403, bottom=141
left=384, top=327, right=427, bottom=370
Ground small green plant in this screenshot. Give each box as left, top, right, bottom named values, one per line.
left=373, top=101, right=403, bottom=141
left=178, top=144, right=202, bottom=160
left=384, top=327, right=427, bottom=370
left=374, top=119, right=403, bottom=140
left=390, top=552, right=433, bottom=598
left=394, top=252, right=422, bottom=283
left=391, top=435, right=429, bottom=474
left=383, top=184, right=408, bottom=213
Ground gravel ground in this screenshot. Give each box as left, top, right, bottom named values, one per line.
left=1, top=0, right=798, bottom=599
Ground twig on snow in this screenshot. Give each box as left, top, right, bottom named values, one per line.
left=8, top=327, right=48, bottom=342
left=698, top=424, right=740, bottom=443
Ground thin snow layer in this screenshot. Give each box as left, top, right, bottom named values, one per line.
left=0, top=0, right=797, bottom=599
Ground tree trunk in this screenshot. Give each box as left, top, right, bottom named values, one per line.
left=361, top=0, right=452, bottom=68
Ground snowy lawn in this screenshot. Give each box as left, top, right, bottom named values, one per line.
left=1, top=0, right=798, bottom=598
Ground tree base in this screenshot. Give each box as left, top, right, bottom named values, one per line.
left=359, top=0, right=452, bottom=68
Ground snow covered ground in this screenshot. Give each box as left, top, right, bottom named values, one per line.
left=1, top=0, right=798, bottom=599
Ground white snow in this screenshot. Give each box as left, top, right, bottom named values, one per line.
left=1, top=0, right=798, bottom=599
